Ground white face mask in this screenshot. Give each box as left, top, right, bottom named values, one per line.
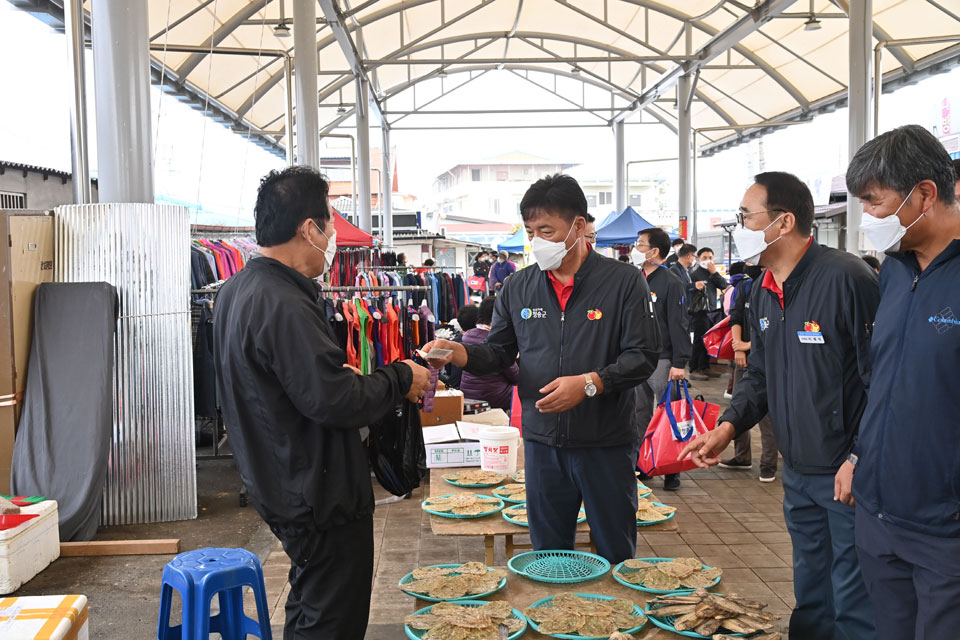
left=699, top=260, right=711, bottom=270
left=732, top=213, right=785, bottom=264
left=531, top=222, right=579, bottom=272
left=861, top=184, right=924, bottom=252
left=308, top=221, right=337, bottom=274
left=631, top=247, right=653, bottom=266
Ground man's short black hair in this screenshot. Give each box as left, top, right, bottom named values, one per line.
left=678, top=243, right=697, bottom=258
left=729, top=261, right=745, bottom=276
left=953, top=158, right=960, bottom=182
left=584, top=212, right=596, bottom=223
left=753, top=171, right=814, bottom=236
left=697, top=247, right=714, bottom=258
left=255, top=166, right=331, bottom=247
left=847, top=124, right=957, bottom=205
left=423, top=258, right=435, bottom=267
left=458, top=304, right=479, bottom=331
left=639, top=227, right=670, bottom=261
left=862, top=255, right=881, bottom=272
left=618, top=254, right=630, bottom=262
left=520, top=174, right=588, bottom=224
left=477, top=296, right=496, bottom=325
left=672, top=238, right=685, bottom=247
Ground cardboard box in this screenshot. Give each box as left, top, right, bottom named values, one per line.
left=420, top=389, right=464, bottom=426
left=425, top=441, right=483, bottom=468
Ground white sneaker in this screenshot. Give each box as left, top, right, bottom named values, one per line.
left=723, top=391, right=733, bottom=399
left=759, top=472, right=776, bottom=483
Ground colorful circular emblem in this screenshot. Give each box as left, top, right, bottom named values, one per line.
left=520, top=308, right=532, bottom=320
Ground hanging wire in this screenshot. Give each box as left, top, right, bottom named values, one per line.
left=235, top=7, right=269, bottom=227
left=194, top=0, right=221, bottom=225
left=153, top=0, right=175, bottom=168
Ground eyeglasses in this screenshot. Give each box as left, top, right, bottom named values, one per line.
left=585, top=233, right=597, bottom=241
left=736, top=209, right=785, bottom=227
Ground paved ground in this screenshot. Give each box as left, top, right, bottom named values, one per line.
left=17, top=364, right=796, bottom=638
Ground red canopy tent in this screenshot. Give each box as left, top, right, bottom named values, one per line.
left=331, top=207, right=375, bottom=247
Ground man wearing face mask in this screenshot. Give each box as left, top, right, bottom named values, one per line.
left=213, top=167, right=431, bottom=639
left=633, top=227, right=690, bottom=491
left=838, top=125, right=960, bottom=640
left=421, top=174, right=661, bottom=563
left=678, top=171, right=879, bottom=639
left=688, top=248, right=728, bottom=380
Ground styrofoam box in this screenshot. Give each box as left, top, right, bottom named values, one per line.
left=0, top=500, right=60, bottom=594
left=0, top=594, right=88, bottom=639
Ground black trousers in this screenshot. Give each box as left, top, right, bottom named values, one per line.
left=525, top=439, right=638, bottom=564
left=689, top=311, right=712, bottom=372
left=280, top=514, right=374, bottom=640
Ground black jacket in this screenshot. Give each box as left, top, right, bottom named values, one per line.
left=463, top=250, right=660, bottom=448
left=853, top=240, right=960, bottom=536
left=728, top=274, right=758, bottom=343
left=689, top=266, right=729, bottom=312
left=213, top=257, right=413, bottom=533
left=645, top=265, right=691, bottom=368
left=669, top=262, right=692, bottom=286
left=720, top=241, right=879, bottom=474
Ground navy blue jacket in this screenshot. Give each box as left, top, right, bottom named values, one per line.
left=853, top=239, right=960, bottom=536
left=720, top=241, right=880, bottom=474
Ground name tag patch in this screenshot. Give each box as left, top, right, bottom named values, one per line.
left=797, top=331, right=825, bottom=344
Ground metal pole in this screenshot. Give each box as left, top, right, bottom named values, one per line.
left=64, top=0, right=91, bottom=204
left=356, top=77, right=373, bottom=232
left=382, top=125, right=394, bottom=247
left=614, top=120, right=625, bottom=214
left=678, top=74, right=693, bottom=243
left=91, top=0, right=154, bottom=202
left=874, top=45, right=883, bottom=138
left=293, top=0, right=320, bottom=169
left=847, top=0, right=872, bottom=254
left=283, top=55, right=295, bottom=165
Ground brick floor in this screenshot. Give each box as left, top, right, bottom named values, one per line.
left=255, top=366, right=797, bottom=637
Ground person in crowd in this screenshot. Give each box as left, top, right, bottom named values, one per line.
left=669, top=243, right=697, bottom=286
left=423, top=258, right=435, bottom=267
left=473, top=251, right=492, bottom=279
left=836, top=124, right=960, bottom=640
left=687, top=247, right=728, bottom=380
left=721, top=261, right=746, bottom=398
left=459, top=297, right=519, bottom=412
left=954, top=158, right=960, bottom=199
left=422, top=174, right=661, bottom=563
left=718, top=262, right=778, bottom=482
left=584, top=213, right=598, bottom=249
left=861, top=255, right=881, bottom=273
left=632, top=227, right=690, bottom=491
left=618, top=254, right=631, bottom=263
left=489, top=250, right=517, bottom=291
left=213, top=166, right=431, bottom=639
left=443, top=304, right=478, bottom=389
left=664, top=237, right=686, bottom=268
left=397, top=252, right=407, bottom=266
left=679, top=171, right=878, bottom=639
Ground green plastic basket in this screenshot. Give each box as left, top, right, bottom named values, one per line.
left=612, top=557, right=722, bottom=594
left=442, top=476, right=508, bottom=489
left=421, top=494, right=505, bottom=519
left=508, top=550, right=609, bottom=584
left=492, top=486, right=528, bottom=504
left=398, top=564, right=507, bottom=602
left=637, top=482, right=652, bottom=498
left=644, top=597, right=748, bottom=638
left=404, top=600, right=527, bottom=640
left=637, top=502, right=677, bottom=527
left=524, top=592, right=648, bottom=639
left=502, top=503, right=585, bottom=528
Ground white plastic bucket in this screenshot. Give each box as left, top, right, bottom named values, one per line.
left=479, top=426, right=520, bottom=474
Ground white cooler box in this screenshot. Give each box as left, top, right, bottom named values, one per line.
left=0, top=500, right=60, bottom=594
left=0, top=594, right=88, bottom=639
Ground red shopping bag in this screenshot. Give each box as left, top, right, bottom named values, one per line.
left=468, top=275, right=487, bottom=291
left=638, top=381, right=721, bottom=476
left=703, top=315, right=735, bottom=360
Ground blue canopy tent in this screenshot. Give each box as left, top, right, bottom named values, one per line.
left=497, top=228, right=526, bottom=252
left=595, top=206, right=658, bottom=247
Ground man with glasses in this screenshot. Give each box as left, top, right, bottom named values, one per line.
left=633, top=227, right=690, bottom=491
left=679, top=171, right=879, bottom=639
left=584, top=213, right=598, bottom=250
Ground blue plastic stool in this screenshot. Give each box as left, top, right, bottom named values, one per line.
left=157, top=547, right=273, bottom=640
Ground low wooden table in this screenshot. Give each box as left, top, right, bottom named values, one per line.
left=415, top=569, right=662, bottom=638
left=426, top=462, right=679, bottom=565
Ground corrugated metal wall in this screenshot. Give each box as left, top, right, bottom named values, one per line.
left=55, top=203, right=197, bottom=525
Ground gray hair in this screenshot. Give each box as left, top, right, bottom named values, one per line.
left=846, top=124, right=957, bottom=205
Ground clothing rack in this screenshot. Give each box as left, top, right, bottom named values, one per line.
left=321, top=285, right=430, bottom=293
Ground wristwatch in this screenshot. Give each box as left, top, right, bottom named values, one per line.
left=583, top=373, right=598, bottom=398
left=847, top=453, right=859, bottom=466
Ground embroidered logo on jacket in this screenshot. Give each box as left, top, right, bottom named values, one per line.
left=929, top=307, right=959, bottom=333
left=520, top=308, right=547, bottom=320
left=759, top=317, right=770, bottom=332
left=803, top=321, right=821, bottom=333
left=587, top=309, right=603, bottom=320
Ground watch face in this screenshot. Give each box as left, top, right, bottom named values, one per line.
left=585, top=384, right=597, bottom=397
